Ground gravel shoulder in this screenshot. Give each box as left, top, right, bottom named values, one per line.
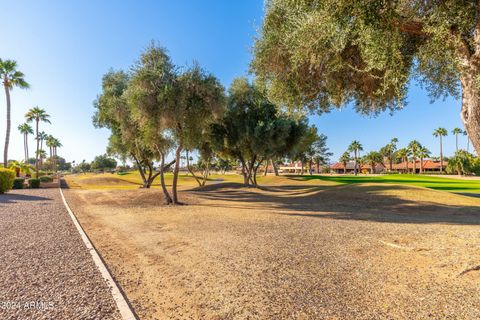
left=64, top=181, right=480, bottom=319
left=0, top=188, right=121, bottom=320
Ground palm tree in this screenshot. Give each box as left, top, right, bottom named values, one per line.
left=18, top=123, right=33, bottom=162
left=407, top=140, right=421, bottom=174
left=51, top=137, right=62, bottom=172
left=25, top=107, right=51, bottom=177
left=0, top=59, right=29, bottom=167
left=348, top=140, right=363, bottom=175
left=418, top=146, right=430, bottom=174
left=365, top=151, right=383, bottom=174
left=37, top=131, right=49, bottom=162
left=36, top=149, right=47, bottom=167
left=433, top=127, right=448, bottom=173
left=339, top=151, right=351, bottom=174
left=396, top=148, right=410, bottom=173
left=464, top=130, right=470, bottom=152
left=452, top=127, right=464, bottom=152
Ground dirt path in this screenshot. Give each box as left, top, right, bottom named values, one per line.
left=0, top=188, right=121, bottom=319
left=64, top=183, right=480, bottom=319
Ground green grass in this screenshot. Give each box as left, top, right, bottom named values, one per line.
left=288, top=174, right=480, bottom=194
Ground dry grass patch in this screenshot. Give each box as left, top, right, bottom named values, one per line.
left=63, top=176, right=480, bottom=319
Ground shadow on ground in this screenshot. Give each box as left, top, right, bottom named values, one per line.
left=0, top=193, right=52, bottom=205
left=191, top=183, right=480, bottom=225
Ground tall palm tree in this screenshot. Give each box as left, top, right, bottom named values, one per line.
left=0, top=59, right=29, bottom=167
left=389, top=138, right=398, bottom=171
left=433, top=127, right=448, bottom=173
left=25, top=107, right=51, bottom=177
left=37, top=131, right=48, bottom=162
left=18, top=123, right=33, bottom=162
left=418, top=146, right=430, bottom=174
left=348, top=140, right=363, bottom=175
left=51, top=137, right=62, bottom=172
left=452, top=127, right=464, bottom=152
left=339, top=151, right=351, bottom=174
left=464, top=130, right=470, bottom=152
left=46, top=135, right=54, bottom=159
left=407, top=140, right=421, bottom=174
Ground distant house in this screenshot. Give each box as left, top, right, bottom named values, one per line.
left=330, top=159, right=447, bottom=174
left=391, top=160, right=447, bottom=173
left=330, top=161, right=385, bottom=174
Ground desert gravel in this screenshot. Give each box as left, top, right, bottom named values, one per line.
left=0, top=188, right=121, bottom=320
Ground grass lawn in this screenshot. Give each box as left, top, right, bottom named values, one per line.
left=289, top=174, right=480, bottom=194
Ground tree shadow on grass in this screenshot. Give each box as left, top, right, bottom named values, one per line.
left=0, top=193, right=52, bottom=205
left=190, top=183, right=480, bottom=225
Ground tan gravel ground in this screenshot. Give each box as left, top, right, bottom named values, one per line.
left=63, top=179, right=480, bottom=320
left=0, top=188, right=121, bottom=320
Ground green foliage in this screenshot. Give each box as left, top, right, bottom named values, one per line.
left=91, top=154, right=117, bottom=172
left=39, top=175, right=53, bottom=183
left=252, top=0, right=473, bottom=113
left=210, top=77, right=308, bottom=185
left=0, top=168, right=15, bottom=193
left=13, top=178, right=25, bottom=189
left=446, top=150, right=478, bottom=175
left=28, top=178, right=40, bottom=188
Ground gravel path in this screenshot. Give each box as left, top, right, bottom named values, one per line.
left=0, top=188, right=121, bottom=320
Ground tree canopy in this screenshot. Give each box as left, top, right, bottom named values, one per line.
left=253, top=0, right=480, bottom=155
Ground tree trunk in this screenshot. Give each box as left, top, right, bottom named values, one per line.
left=264, top=159, right=268, bottom=176
left=343, top=163, right=346, bottom=174
left=171, top=145, right=182, bottom=204
left=389, top=152, right=393, bottom=171
left=159, top=153, right=172, bottom=204
left=300, top=161, right=304, bottom=175
left=26, top=133, right=29, bottom=161
left=413, top=156, right=417, bottom=174
left=420, top=157, right=424, bottom=174
left=439, top=136, right=443, bottom=173
left=460, top=70, right=480, bottom=157
left=316, top=161, right=320, bottom=174
left=3, top=85, right=11, bottom=167
left=35, top=119, right=39, bottom=178
left=24, top=133, right=27, bottom=162
left=354, top=151, right=358, bottom=176
left=455, top=134, right=458, bottom=152
left=272, top=159, right=279, bottom=176
left=309, top=160, right=312, bottom=175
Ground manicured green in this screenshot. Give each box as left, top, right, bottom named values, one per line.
left=13, top=178, right=25, bottom=189
left=28, top=178, right=40, bottom=188
left=0, top=168, right=16, bottom=194
left=289, top=174, right=480, bottom=194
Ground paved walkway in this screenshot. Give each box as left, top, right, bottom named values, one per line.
left=0, top=188, right=121, bottom=320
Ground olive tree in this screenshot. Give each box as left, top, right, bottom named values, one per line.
left=253, top=0, right=480, bottom=156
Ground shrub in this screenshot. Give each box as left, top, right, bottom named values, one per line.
left=39, top=175, right=53, bottom=183
left=13, top=178, right=25, bottom=189
left=29, top=178, right=41, bottom=189
left=0, top=168, right=15, bottom=194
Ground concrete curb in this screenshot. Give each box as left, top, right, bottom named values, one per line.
left=59, top=186, right=138, bottom=320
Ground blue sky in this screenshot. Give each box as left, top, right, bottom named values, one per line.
left=0, top=1, right=469, bottom=163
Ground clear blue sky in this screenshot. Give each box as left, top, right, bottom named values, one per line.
left=0, top=1, right=469, bottom=164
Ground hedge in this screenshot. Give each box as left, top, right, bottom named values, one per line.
left=29, top=178, right=41, bottom=189
left=39, top=175, right=53, bottom=183
left=0, top=168, right=15, bottom=194
left=13, top=178, right=25, bottom=189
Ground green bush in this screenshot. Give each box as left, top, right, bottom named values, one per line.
left=0, top=168, right=15, bottom=194
left=13, top=178, right=25, bottom=189
left=39, top=175, right=53, bottom=183
left=29, top=178, right=41, bottom=189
